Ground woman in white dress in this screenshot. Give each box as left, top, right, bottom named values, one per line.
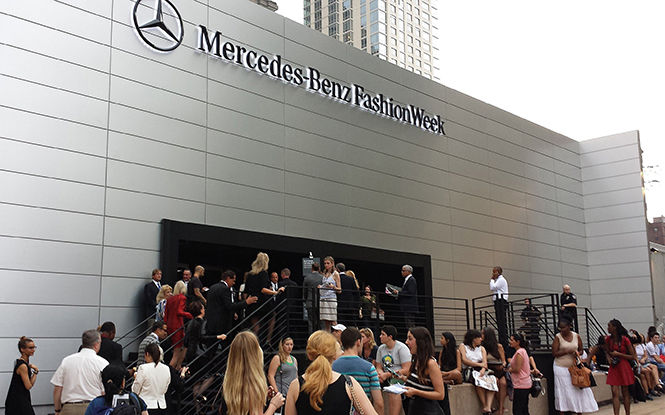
left=458, top=329, right=496, bottom=415
left=319, top=256, right=341, bottom=332
left=551, top=318, right=598, bottom=415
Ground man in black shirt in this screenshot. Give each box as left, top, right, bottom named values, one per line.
left=560, top=284, right=578, bottom=331
left=187, top=265, right=206, bottom=306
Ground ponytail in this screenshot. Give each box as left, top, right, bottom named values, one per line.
left=145, top=343, right=161, bottom=367
left=301, top=354, right=332, bottom=411
left=101, top=365, right=126, bottom=406
left=18, top=336, right=33, bottom=352
left=301, top=331, right=338, bottom=411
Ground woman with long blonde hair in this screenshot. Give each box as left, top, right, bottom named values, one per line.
left=360, top=328, right=378, bottom=365
left=319, top=256, right=341, bottom=332
left=164, top=281, right=191, bottom=370
left=222, top=331, right=284, bottom=415
left=155, top=284, right=172, bottom=322
left=285, top=331, right=376, bottom=415
left=245, top=252, right=282, bottom=335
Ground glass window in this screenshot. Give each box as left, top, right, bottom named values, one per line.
left=390, top=27, right=397, bottom=35
left=407, top=45, right=413, bottom=53
left=371, top=44, right=379, bottom=55
left=370, top=22, right=378, bottom=33
left=391, top=37, right=397, bottom=45
left=390, top=15, right=396, bottom=24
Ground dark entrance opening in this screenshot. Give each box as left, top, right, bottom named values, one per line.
left=160, top=219, right=433, bottom=334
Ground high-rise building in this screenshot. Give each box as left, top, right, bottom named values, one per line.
left=304, top=0, right=439, bottom=81
left=249, top=0, right=278, bottom=12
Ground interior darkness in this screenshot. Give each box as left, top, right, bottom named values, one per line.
left=175, top=241, right=426, bottom=297
left=160, top=220, right=433, bottom=331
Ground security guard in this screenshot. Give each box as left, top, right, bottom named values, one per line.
left=560, top=284, right=578, bottom=331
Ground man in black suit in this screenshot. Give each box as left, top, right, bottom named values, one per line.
left=392, top=265, right=418, bottom=330
left=143, top=268, right=162, bottom=319
left=98, top=321, right=123, bottom=364
left=206, top=270, right=258, bottom=337
left=336, top=263, right=360, bottom=327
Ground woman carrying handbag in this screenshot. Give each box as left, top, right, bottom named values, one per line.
left=285, top=330, right=377, bottom=415
left=551, top=318, right=598, bottom=415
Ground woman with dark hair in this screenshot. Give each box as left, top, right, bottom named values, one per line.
left=184, top=301, right=226, bottom=376
left=133, top=343, right=171, bottom=415
left=586, top=335, right=610, bottom=372
left=606, top=319, right=636, bottom=415
left=85, top=365, right=148, bottom=415
left=459, top=329, right=496, bottom=415
left=402, top=327, right=444, bottom=414
left=361, top=285, right=377, bottom=323
left=508, top=333, right=531, bottom=415
left=552, top=318, right=597, bottom=415
left=438, top=332, right=462, bottom=384
left=437, top=332, right=461, bottom=415
left=482, top=327, right=507, bottom=415
left=4, top=336, right=38, bottom=415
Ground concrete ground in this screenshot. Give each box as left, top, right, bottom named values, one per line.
left=596, top=398, right=665, bottom=414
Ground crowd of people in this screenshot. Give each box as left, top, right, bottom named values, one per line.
left=7, top=259, right=665, bottom=415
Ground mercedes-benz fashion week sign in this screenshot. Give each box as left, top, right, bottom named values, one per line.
left=133, top=0, right=445, bottom=135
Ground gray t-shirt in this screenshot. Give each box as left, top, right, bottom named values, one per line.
left=377, top=340, right=411, bottom=372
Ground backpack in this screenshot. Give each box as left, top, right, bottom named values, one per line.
left=98, top=394, right=141, bottom=415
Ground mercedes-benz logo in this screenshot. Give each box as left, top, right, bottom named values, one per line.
left=132, top=0, right=184, bottom=52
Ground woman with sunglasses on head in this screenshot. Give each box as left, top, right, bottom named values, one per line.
left=5, top=336, right=38, bottom=415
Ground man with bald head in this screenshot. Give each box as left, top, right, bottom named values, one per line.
left=560, top=284, right=578, bottom=331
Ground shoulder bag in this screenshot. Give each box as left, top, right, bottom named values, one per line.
left=344, top=375, right=364, bottom=415
left=568, top=357, right=591, bottom=388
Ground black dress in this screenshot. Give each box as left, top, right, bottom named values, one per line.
left=295, top=375, right=351, bottom=415
left=405, top=370, right=444, bottom=415
left=4, top=359, right=35, bottom=415
left=245, top=271, right=270, bottom=317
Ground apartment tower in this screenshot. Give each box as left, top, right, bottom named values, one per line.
left=304, top=0, right=439, bottom=80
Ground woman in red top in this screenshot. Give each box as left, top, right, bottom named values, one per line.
left=165, top=281, right=192, bottom=370
left=605, top=319, right=636, bottom=415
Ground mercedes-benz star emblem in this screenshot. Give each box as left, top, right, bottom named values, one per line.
left=133, top=0, right=184, bottom=52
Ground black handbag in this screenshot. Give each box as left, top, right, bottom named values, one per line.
left=462, top=367, right=475, bottom=383
left=529, top=376, right=543, bottom=398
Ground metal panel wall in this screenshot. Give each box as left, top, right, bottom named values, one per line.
left=0, top=0, right=650, bottom=410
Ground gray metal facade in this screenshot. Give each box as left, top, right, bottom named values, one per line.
left=0, top=0, right=652, bottom=409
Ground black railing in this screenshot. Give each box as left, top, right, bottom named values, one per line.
left=581, top=307, right=606, bottom=348
left=472, top=293, right=561, bottom=350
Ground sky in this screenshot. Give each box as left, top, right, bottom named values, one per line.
left=276, top=0, right=665, bottom=220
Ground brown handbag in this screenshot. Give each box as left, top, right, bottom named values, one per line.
left=568, top=358, right=591, bottom=388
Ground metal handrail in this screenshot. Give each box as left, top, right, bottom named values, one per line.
left=116, top=314, right=154, bottom=344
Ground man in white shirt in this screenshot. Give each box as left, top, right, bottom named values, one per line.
left=489, top=266, right=509, bottom=348
left=645, top=332, right=665, bottom=383
left=52, top=329, right=109, bottom=415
